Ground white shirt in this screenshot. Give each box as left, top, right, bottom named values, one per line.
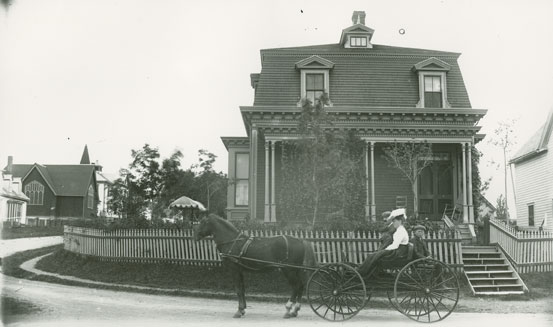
left=385, top=225, right=409, bottom=250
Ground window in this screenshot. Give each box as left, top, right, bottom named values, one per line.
left=25, top=180, right=44, bottom=205
left=235, top=153, right=249, bottom=206
left=528, top=204, right=535, bottom=226
left=7, top=201, right=22, bottom=221
left=88, top=185, right=95, bottom=209
left=305, top=73, right=324, bottom=104
left=424, top=76, right=442, bottom=108
left=350, top=36, right=367, bottom=47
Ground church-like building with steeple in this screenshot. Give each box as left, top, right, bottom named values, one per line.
left=1, top=146, right=105, bottom=223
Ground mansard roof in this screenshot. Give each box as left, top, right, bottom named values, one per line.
left=254, top=43, right=470, bottom=108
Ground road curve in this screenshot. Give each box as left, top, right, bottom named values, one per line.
left=3, top=273, right=553, bottom=327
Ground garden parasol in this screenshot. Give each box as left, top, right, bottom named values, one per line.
left=169, top=196, right=207, bottom=221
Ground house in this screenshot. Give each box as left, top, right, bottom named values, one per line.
left=3, top=148, right=100, bottom=223
left=222, top=11, right=487, bottom=224
left=1, top=157, right=29, bottom=224
left=79, top=145, right=116, bottom=218
left=510, top=109, right=553, bottom=232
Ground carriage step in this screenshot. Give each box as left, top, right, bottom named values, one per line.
left=473, top=285, right=524, bottom=292
left=469, top=279, right=522, bottom=286
left=465, top=271, right=515, bottom=278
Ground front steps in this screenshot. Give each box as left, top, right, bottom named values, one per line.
left=462, top=245, right=528, bottom=295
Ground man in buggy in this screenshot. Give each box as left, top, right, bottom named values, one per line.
left=357, top=208, right=410, bottom=276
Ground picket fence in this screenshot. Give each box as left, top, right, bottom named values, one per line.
left=63, top=226, right=463, bottom=268
left=489, top=217, right=553, bottom=273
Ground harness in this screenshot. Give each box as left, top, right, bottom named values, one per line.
left=217, top=233, right=290, bottom=270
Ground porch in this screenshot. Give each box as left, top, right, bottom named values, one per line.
left=225, top=136, right=477, bottom=224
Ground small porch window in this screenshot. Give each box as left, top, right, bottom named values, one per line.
left=235, top=153, right=249, bottom=206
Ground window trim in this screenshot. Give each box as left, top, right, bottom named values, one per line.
left=234, top=152, right=249, bottom=207
left=416, top=71, right=451, bottom=109
left=298, top=69, right=331, bottom=107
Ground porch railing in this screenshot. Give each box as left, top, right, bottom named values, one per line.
left=489, top=217, right=553, bottom=273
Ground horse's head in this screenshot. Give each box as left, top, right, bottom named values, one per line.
left=193, top=215, right=214, bottom=241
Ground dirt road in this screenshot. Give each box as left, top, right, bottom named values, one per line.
left=0, top=237, right=63, bottom=258
left=3, top=273, right=553, bottom=327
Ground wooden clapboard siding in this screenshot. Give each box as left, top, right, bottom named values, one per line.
left=489, top=217, right=553, bottom=273
left=63, top=226, right=462, bottom=269
left=514, top=141, right=553, bottom=231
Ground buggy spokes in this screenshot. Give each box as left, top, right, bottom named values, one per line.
left=307, top=263, right=366, bottom=321
left=393, top=258, right=460, bottom=323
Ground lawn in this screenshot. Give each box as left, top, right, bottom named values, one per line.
left=35, top=248, right=293, bottom=296
left=1, top=226, right=64, bottom=240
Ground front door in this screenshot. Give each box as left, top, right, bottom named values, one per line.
left=418, top=153, right=453, bottom=220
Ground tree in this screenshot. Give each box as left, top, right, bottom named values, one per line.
left=280, top=95, right=365, bottom=226
left=382, top=141, right=433, bottom=217
left=488, top=119, right=517, bottom=219
left=495, top=194, right=508, bottom=220
left=191, top=150, right=227, bottom=216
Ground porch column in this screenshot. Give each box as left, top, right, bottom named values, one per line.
left=370, top=141, right=376, bottom=221
left=250, top=127, right=258, bottom=220
left=264, top=141, right=270, bottom=222
left=364, top=142, right=370, bottom=220
left=461, top=142, right=469, bottom=223
left=467, top=141, right=474, bottom=223
left=271, top=141, right=277, bottom=222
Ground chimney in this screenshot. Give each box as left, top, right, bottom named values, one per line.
left=351, top=11, right=366, bottom=25
left=7, top=156, right=13, bottom=173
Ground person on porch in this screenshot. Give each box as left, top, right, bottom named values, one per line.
left=357, top=209, right=409, bottom=276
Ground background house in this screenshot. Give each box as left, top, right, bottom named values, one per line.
left=222, top=11, right=486, bottom=226
left=510, top=109, right=553, bottom=232
left=1, top=159, right=29, bottom=225
left=3, top=147, right=100, bottom=224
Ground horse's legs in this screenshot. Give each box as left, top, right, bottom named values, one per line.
left=289, top=269, right=304, bottom=317
left=281, top=268, right=300, bottom=318
left=231, top=266, right=246, bottom=318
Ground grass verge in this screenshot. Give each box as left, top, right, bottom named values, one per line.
left=1, top=226, right=64, bottom=240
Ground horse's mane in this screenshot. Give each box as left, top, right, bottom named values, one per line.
left=209, top=214, right=239, bottom=233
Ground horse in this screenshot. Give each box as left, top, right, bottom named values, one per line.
left=193, top=214, right=317, bottom=319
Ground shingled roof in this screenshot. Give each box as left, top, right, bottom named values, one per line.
left=7, top=164, right=96, bottom=196
left=253, top=43, right=471, bottom=108
left=510, top=109, right=553, bottom=164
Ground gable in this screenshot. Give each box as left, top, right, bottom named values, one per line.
left=295, top=55, right=335, bottom=69
left=413, top=57, right=451, bottom=72
left=511, top=109, right=553, bottom=164
left=23, top=167, right=56, bottom=196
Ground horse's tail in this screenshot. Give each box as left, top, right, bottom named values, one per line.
left=302, top=240, right=317, bottom=268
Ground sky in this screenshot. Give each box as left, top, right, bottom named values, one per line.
left=1, top=0, right=553, bottom=216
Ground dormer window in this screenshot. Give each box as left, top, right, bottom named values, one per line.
left=295, top=55, right=334, bottom=106
left=350, top=36, right=368, bottom=47
left=424, top=75, right=442, bottom=108
left=413, top=57, right=452, bottom=108
left=306, top=73, right=325, bottom=104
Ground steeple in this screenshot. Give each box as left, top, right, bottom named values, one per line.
left=80, top=145, right=91, bottom=164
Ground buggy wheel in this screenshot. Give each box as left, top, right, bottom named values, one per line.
left=394, top=258, right=459, bottom=323
left=307, top=263, right=366, bottom=321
